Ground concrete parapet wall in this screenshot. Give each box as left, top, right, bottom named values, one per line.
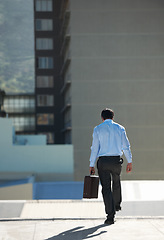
left=0, top=183, right=33, bottom=200
left=0, top=119, right=74, bottom=179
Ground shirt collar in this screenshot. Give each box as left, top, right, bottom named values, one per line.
left=104, top=119, right=113, bottom=123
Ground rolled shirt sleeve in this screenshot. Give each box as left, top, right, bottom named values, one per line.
left=121, top=129, right=132, bottom=163
left=89, top=128, right=100, bottom=167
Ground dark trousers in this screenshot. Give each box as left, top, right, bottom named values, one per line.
left=97, top=156, right=122, bottom=219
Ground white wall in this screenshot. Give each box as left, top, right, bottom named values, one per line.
left=0, top=118, right=73, bottom=175
left=14, top=134, right=47, bottom=146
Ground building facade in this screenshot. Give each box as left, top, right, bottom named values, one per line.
left=33, top=0, right=164, bottom=181
left=34, top=0, right=62, bottom=144
left=3, top=93, right=35, bottom=135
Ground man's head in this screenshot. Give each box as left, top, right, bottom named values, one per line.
left=101, top=108, right=114, bottom=121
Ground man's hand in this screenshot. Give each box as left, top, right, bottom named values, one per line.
left=126, top=163, right=132, bottom=173
left=90, top=167, right=95, bottom=175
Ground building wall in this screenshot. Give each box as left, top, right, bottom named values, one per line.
left=69, top=0, right=164, bottom=180
left=14, top=134, right=46, bottom=145
left=0, top=184, right=33, bottom=200
left=0, top=118, right=74, bottom=181
left=34, top=0, right=62, bottom=144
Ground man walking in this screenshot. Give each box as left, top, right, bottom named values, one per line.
left=89, top=108, right=132, bottom=225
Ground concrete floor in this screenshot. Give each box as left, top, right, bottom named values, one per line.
left=0, top=218, right=164, bottom=240
left=0, top=200, right=164, bottom=240
left=0, top=180, right=164, bottom=239
left=0, top=199, right=164, bottom=219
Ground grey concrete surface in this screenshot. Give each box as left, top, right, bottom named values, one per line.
left=0, top=218, right=164, bottom=240
left=0, top=199, right=164, bottom=239
left=0, top=198, right=164, bottom=219
left=19, top=200, right=164, bottom=219
left=0, top=201, right=25, bottom=218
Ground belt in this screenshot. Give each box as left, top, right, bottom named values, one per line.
left=99, top=156, right=124, bottom=164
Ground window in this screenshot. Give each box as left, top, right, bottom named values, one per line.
left=12, top=116, right=35, bottom=131
left=36, top=0, right=52, bottom=12
left=37, top=57, right=53, bottom=69
left=36, top=19, right=53, bottom=31
left=37, top=114, right=54, bottom=125
left=37, top=95, right=54, bottom=106
left=36, top=38, right=53, bottom=50
left=36, top=76, right=53, bottom=88
left=4, top=96, right=35, bottom=113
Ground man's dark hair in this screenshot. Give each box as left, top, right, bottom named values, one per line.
left=101, top=108, right=114, bottom=120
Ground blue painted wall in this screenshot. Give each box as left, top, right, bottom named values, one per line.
left=33, top=182, right=84, bottom=200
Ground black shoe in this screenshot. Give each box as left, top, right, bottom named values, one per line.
left=104, top=218, right=114, bottom=225
left=115, top=206, right=121, bottom=211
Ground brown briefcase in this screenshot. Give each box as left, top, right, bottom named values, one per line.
left=83, top=175, right=99, bottom=199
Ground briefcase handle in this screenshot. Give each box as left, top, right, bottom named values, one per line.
left=90, top=170, right=94, bottom=175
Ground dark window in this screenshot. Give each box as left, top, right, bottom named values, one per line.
left=37, top=95, right=54, bottom=106
left=36, top=38, right=53, bottom=50
left=35, top=0, right=52, bottom=12
left=37, top=114, right=54, bottom=125
left=36, top=76, right=54, bottom=88
left=36, top=19, right=53, bottom=31
left=37, top=57, right=53, bottom=69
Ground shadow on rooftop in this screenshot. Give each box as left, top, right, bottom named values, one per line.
left=45, top=224, right=108, bottom=240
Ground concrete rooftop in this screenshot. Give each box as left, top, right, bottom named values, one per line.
left=0, top=181, right=164, bottom=239
left=0, top=199, right=164, bottom=240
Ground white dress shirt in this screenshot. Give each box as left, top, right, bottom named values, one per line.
left=89, top=119, right=132, bottom=167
